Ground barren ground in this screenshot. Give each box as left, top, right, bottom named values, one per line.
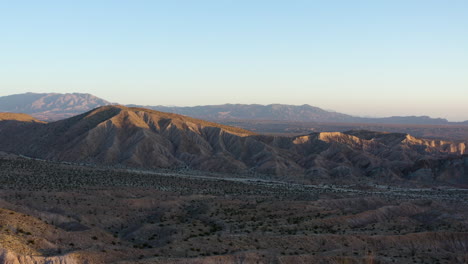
left=0, top=156, right=467, bottom=263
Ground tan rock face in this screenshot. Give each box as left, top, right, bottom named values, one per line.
left=0, top=106, right=466, bottom=185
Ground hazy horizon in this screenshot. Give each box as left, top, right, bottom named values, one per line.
left=1, top=1, right=467, bottom=121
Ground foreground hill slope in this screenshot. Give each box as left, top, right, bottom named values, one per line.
left=1, top=156, right=467, bottom=263
left=0, top=106, right=466, bottom=185
left=0, top=92, right=111, bottom=121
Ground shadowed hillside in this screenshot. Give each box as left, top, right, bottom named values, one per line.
left=221, top=120, right=468, bottom=142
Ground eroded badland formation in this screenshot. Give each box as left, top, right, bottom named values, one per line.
left=0, top=104, right=467, bottom=263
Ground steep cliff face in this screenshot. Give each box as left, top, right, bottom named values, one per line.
left=0, top=106, right=466, bottom=185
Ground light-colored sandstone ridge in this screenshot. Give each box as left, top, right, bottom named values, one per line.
left=0, top=106, right=466, bottom=185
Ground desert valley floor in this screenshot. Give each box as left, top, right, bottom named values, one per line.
left=0, top=154, right=467, bottom=264
left=2, top=1, right=468, bottom=261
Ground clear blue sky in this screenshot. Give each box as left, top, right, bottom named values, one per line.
left=1, top=0, right=467, bottom=120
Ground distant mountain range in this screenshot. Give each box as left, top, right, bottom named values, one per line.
left=0, top=92, right=466, bottom=125
left=0, top=105, right=466, bottom=185
left=0, top=92, right=111, bottom=121
left=136, top=104, right=455, bottom=125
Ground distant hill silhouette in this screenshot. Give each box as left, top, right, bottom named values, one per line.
left=135, top=104, right=355, bottom=122
left=0, top=92, right=466, bottom=125
left=134, top=104, right=458, bottom=125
